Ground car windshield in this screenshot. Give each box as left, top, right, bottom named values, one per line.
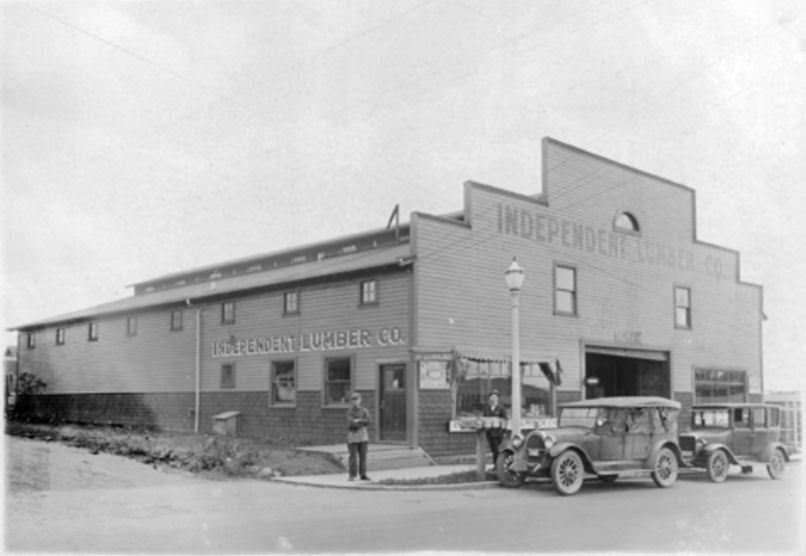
left=558, top=407, right=603, bottom=428
left=692, top=409, right=730, bottom=428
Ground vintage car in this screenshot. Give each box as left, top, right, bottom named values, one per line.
left=496, top=396, right=684, bottom=495
left=678, top=403, right=790, bottom=482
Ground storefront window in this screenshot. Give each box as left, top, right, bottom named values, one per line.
left=456, top=376, right=551, bottom=418
left=270, top=360, right=296, bottom=404
left=694, top=368, right=746, bottom=403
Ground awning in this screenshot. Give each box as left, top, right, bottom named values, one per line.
left=450, top=346, right=563, bottom=385
left=585, top=345, right=668, bottom=362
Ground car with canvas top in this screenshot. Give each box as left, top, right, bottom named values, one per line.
left=496, top=396, right=684, bottom=495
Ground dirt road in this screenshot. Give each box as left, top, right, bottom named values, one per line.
left=5, top=435, right=804, bottom=554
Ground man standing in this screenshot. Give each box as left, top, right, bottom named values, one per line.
left=483, top=390, right=508, bottom=469
left=346, top=392, right=371, bottom=481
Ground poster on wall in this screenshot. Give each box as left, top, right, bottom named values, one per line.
left=419, top=360, right=450, bottom=390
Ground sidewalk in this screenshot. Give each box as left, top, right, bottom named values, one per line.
left=272, top=464, right=498, bottom=491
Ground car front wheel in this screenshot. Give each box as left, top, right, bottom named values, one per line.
left=551, top=450, right=584, bottom=495
left=496, top=451, right=525, bottom=488
left=706, top=449, right=729, bottom=483
left=767, top=448, right=786, bottom=480
left=651, top=447, right=678, bottom=488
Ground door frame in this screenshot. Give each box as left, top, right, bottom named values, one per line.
left=377, top=361, right=408, bottom=443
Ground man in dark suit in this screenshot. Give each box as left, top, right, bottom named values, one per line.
left=482, top=390, right=508, bottom=468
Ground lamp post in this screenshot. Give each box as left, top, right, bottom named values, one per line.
left=505, top=257, right=525, bottom=435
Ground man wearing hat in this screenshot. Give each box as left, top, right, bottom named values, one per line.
left=346, top=392, right=371, bottom=481
left=482, top=389, right=508, bottom=469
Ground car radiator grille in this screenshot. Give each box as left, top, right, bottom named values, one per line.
left=679, top=436, right=695, bottom=451
left=526, top=435, right=545, bottom=451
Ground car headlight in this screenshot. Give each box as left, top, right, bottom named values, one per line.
left=511, top=435, right=524, bottom=448
left=696, top=438, right=707, bottom=449
left=542, top=434, right=556, bottom=449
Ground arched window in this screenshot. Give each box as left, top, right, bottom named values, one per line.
left=614, top=211, right=640, bottom=233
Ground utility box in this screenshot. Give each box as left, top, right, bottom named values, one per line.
left=212, top=411, right=240, bottom=436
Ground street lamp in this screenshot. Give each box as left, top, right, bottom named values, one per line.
left=505, top=257, right=525, bottom=435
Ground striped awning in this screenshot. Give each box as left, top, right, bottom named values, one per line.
left=450, top=346, right=563, bottom=385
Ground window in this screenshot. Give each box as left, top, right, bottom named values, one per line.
left=752, top=407, right=766, bottom=428
left=325, top=357, right=352, bottom=405
left=88, top=322, right=99, bottom=342
left=170, top=310, right=183, bottom=331
left=614, top=211, right=640, bottom=233
left=694, top=368, right=746, bottom=403
left=26, top=332, right=35, bottom=349
left=360, top=279, right=377, bottom=305
left=221, top=302, right=236, bottom=324
left=554, top=265, right=577, bottom=315
left=126, top=316, right=138, bottom=337
left=674, top=286, right=691, bottom=329
left=270, top=360, right=296, bottom=404
left=56, top=328, right=65, bottom=346
left=283, top=291, right=299, bottom=315
left=733, top=407, right=751, bottom=428
left=768, top=407, right=780, bottom=427
left=220, top=363, right=236, bottom=389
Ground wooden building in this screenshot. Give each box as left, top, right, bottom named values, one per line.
left=12, top=138, right=764, bottom=458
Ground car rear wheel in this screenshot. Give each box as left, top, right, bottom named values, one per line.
left=496, top=451, right=525, bottom=488
left=551, top=450, right=584, bottom=495
left=767, top=448, right=786, bottom=480
left=706, top=449, right=729, bottom=483
left=651, top=447, right=678, bottom=488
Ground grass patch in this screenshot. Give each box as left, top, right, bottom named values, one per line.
left=5, top=421, right=344, bottom=479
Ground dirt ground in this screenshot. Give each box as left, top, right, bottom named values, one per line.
left=5, top=421, right=344, bottom=479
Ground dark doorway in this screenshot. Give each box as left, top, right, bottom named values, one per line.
left=585, top=352, right=670, bottom=399
left=379, top=364, right=406, bottom=441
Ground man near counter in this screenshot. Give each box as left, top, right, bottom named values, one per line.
left=483, top=390, right=508, bottom=469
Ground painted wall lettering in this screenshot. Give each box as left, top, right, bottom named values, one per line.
left=496, top=203, right=725, bottom=277
left=211, top=327, right=406, bottom=358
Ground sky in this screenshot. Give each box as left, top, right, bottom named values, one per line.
left=2, top=0, right=805, bottom=392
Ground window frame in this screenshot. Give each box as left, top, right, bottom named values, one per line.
left=55, top=327, right=65, bottom=346
left=613, top=211, right=641, bottom=234
left=221, top=302, right=236, bottom=324
left=126, top=316, right=138, bottom=337
left=693, top=367, right=748, bottom=404
left=26, top=332, right=36, bottom=349
left=220, top=362, right=236, bottom=389
left=283, top=290, right=300, bottom=316
left=359, top=279, right=378, bottom=306
left=323, top=355, right=353, bottom=406
left=269, top=359, right=297, bottom=406
left=553, top=263, right=578, bottom=316
left=88, top=322, right=99, bottom=342
left=674, top=285, right=692, bottom=329
left=170, top=310, right=184, bottom=331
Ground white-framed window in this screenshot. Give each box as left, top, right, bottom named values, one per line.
left=55, top=328, right=65, bottom=346
left=220, top=363, right=236, bottom=389
left=88, top=322, right=99, bottom=342
left=270, top=360, right=296, bottom=405
left=674, top=286, right=692, bottom=329
left=324, top=357, right=352, bottom=405
left=360, top=279, right=378, bottom=305
left=221, top=302, right=236, bottom=324
left=283, top=291, right=299, bottom=315
left=554, top=264, right=577, bottom=316
left=26, top=332, right=35, bottom=349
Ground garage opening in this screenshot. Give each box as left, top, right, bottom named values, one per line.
left=585, top=346, right=670, bottom=399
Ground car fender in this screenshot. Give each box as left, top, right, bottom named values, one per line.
left=698, top=443, right=741, bottom=465
left=758, top=442, right=790, bottom=462
left=549, top=442, right=595, bottom=472
left=650, top=440, right=685, bottom=467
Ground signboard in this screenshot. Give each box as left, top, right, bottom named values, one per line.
left=448, top=416, right=557, bottom=433
left=419, top=360, right=450, bottom=390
